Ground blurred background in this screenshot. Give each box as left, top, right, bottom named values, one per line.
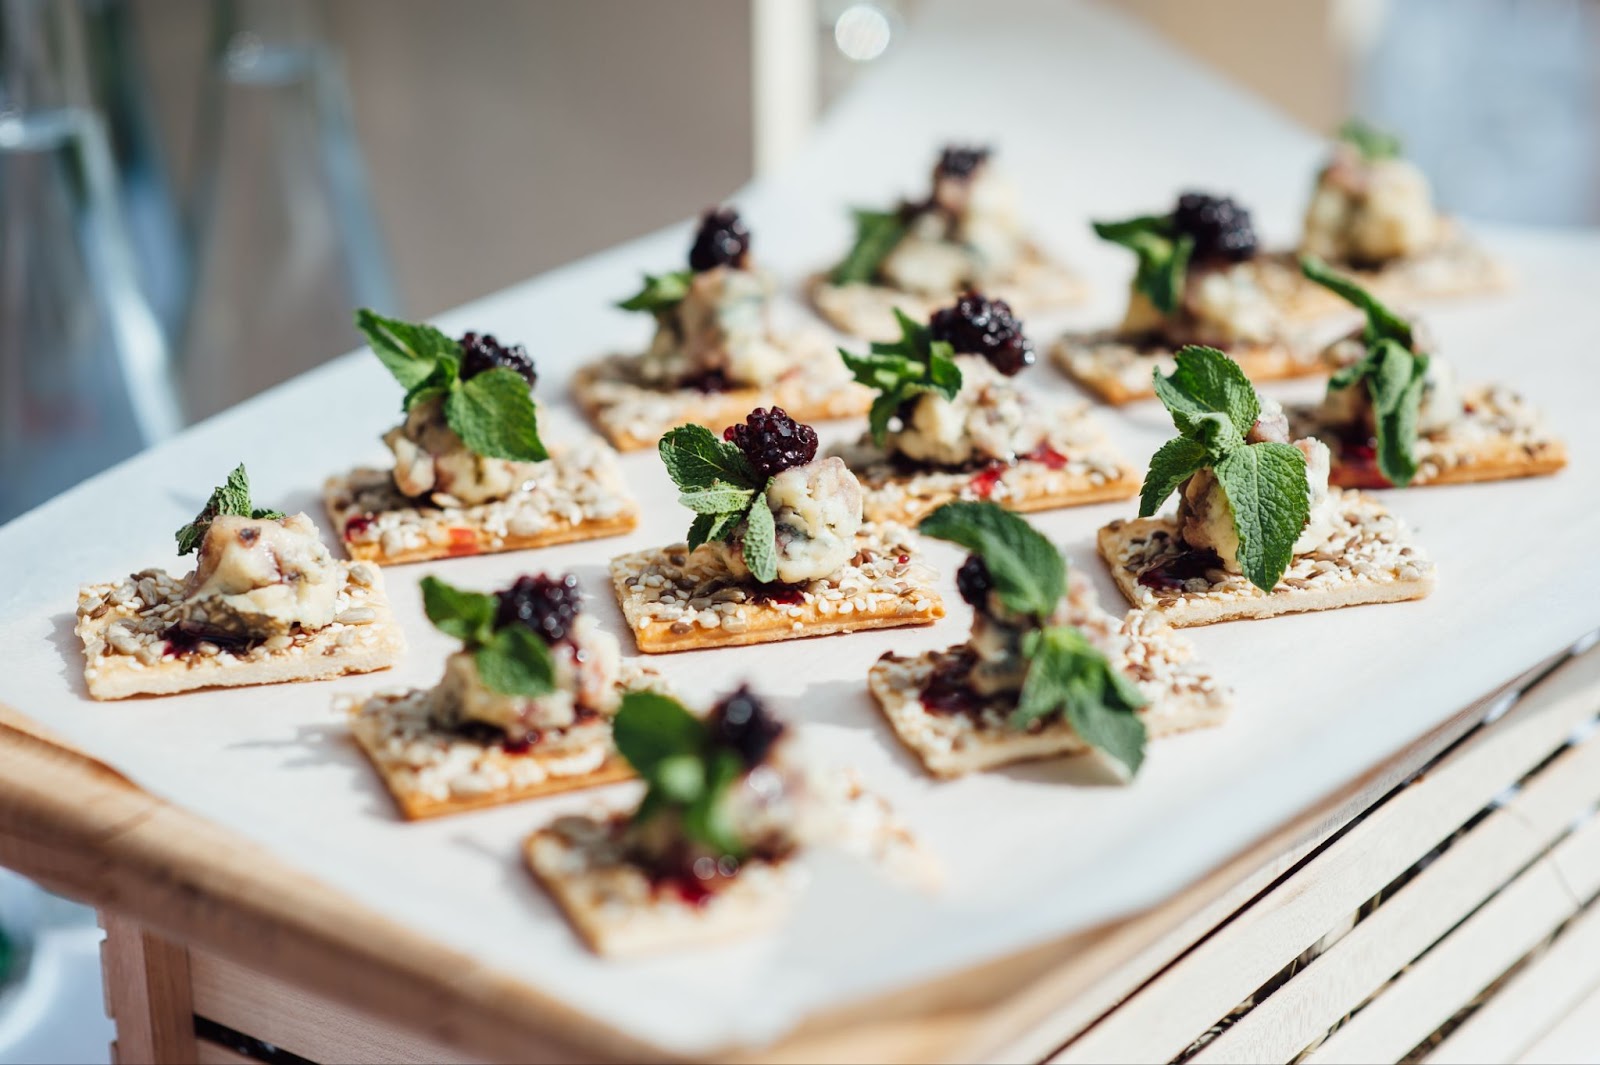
left=0, top=0, right=1596, bottom=1059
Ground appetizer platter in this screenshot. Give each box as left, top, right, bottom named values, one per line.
left=0, top=3, right=1594, bottom=1058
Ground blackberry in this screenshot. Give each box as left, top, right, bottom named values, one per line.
left=460, top=332, right=537, bottom=388
left=688, top=206, right=751, bottom=272
left=936, top=145, right=991, bottom=180
left=956, top=555, right=992, bottom=610
left=928, top=292, right=1035, bottom=375
left=709, top=686, right=785, bottom=768
left=723, top=407, right=818, bottom=480
left=495, top=573, right=582, bottom=643
left=1172, top=192, right=1257, bottom=263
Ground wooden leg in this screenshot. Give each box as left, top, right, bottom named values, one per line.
left=100, top=912, right=197, bottom=1065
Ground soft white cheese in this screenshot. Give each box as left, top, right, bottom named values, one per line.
left=384, top=394, right=523, bottom=505
left=639, top=266, right=789, bottom=389
left=1301, top=149, right=1440, bottom=264
left=889, top=354, right=1046, bottom=467
left=1177, top=434, right=1336, bottom=571
left=715, top=457, right=863, bottom=584
left=181, top=512, right=340, bottom=636
left=433, top=614, right=621, bottom=736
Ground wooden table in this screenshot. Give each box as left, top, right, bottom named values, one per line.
left=2, top=637, right=1596, bottom=1064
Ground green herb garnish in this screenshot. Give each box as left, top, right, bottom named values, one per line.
left=829, top=208, right=909, bottom=286
left=1300, top=256, right=1429, bottom=486
left=617, top=270, right=694, bottom=316
left=175, top=463, right=284, bottom=556
left=1338, top=117, right=1402, bottom=162
left=613, top=690, right=749, bottom=856
left=657, top=425, right=777, bottom=582
left=838, top=308, right=962, bottom=445
left=919, top=501, right=1148, bottom=777
left=419, top=575, right=555, bottom=698
left=1093, top=213, right=1194, bottom=315
left=356, top=309, right=547, bottom=463
left=1140, top=346, right=1310, bottom=593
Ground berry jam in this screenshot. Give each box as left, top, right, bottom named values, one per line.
left=446, top=527, right=479, bottom=556
left=680, top=368, right=731, bottom=394
left=1024, top=444, right=1068, bottom=470
left=1136, top=548, right=1225, bottom=591
left=1333, top=431, right=1390, bottom=489
left=919, top=650, right=983, bottom=716
left=343, top=514, right=374, bottom=540
left=161, top=624, right=251, bottom=657
left=968, top=462, right=1006, bottom=499
left=750, top=582, right=806, bottom=606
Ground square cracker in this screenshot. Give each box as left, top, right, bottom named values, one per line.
left=1278, top=223, right=1509, bottom=315
left=609, top=524, right=944, bottom=653
left=570, top=335, right=871, bottom=452
left=324, top=439, right=638, bottom=565
left=1051, top=332, right=1325, bottom=406
left=1097, top=488, right=1437, bottom=627
left=830, top=410, right=1140, bottom=525
left=808, top=243, right=1088, bottom=343
left=75, top=563, right=404, bottom=700
left=868, top=592, right=1231, bottom=778
left=525, top=815, right=800, bottom=956
left=1289, top=384, right=1567, bottom=489
left=344, top=662, right=662, bottom=820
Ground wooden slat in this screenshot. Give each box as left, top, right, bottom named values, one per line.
left=195, top=1039, right=256, bottom=1065
left=1425, top=886, right=1600, bottom=1063
left=101, top=914, right=197, bottom=1065
left=1190, top=725, right=1600, bottom=1063
left=1052, top=647, right=1600, bottom=1065
left=1514, top=978, right=1600, bottom=1065
left=1306, top=814, right=1600, bottom=1064
left=190, top=949, right=476, bottom=1065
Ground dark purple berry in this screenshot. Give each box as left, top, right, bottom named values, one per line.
left=1172, top=192, right=1257, bottom=263
left=723, top=407, right=818, bottom=480
left=928, top=291, right=1035, bottom=375
left=495, top=573, right=582, bottom=643
left=460, top=332, right=537, bottom=388
left=688, top=206, right=751, bottom=272
left=956, top=555, right=992, bottom=610
left=936, top=145, right=991, bottom=180
left=709, top=686, right=785, bottom=768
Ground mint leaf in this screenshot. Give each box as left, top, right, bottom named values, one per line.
left=687, top=510, right=745, bottom=551
left=839, top=309, right=965, bottom=445
left=659, top=425, right=759, bottom=492
left=829, top=208, right=908, bottom=286
left=1212, top=442, right=1309, bottom=593
left=1016, top=627, right=1147, bottom=777
left=1299, top=257, right=1413, bottom=348
left=683, top=749, right=749, bottom=858
left=474, top=624, right=557, bottom=697
left=1139, top=436, right=1210, bottom=518
left=614, top=691, right=707, bottom=778
left=618, top=270, right=694, bottom=314
left=741, top=492, right=779, bottom=583
left=679, top=484, right=756, bottom=514
left=1338, top=117, right=1402, bottom=162
left=919, top=501, right=1064, bottom=619
left=175, top=463, right=281, bottom=555
left=356, top=308, right=459, bottom=391
left=444, top=367, right=548, bottom=463
left=1093, top=215, right=1191, bottom=315
left=1153, top=345, right=1260, bottom=441
left=419, top=575, right=498, bottom=645
left=1368, top=340, right=1429, bottom=487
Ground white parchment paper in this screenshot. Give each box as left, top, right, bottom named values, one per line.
left=1, top=1, right=1596, bottom=1053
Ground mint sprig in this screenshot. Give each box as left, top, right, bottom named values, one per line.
left=919, top=501, right=1148, bottom=777
left=1141, top=346, right=1310, bottom=593
left=1338, top=117, right=1402, bottom=162
left=356, top=309, right=547, bottom=463
left=1300, top=257, right=1429, bottom=486
left=419, top=575, right=555, bottom=698
left=613, top=691, right=749, bottom=857
left=658, top=425, right=777, bottom=583
left=617, top=270, right=694, bottom=316
left=839, top=308, right=962, bottom=445
left=829, top=208, right=908, bottom=286
left=1093, top=214, right=1194, bottom=315
left=175, top=464, right=284, bottom=556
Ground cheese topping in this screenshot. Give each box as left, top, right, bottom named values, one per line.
left=1319, top=334, right=1465, bottom=437
left=432, top=613, right=622, bottom=737
left=639, top=266, right=791, bottom=390
left=715, top=456, right=864, bottom=584
left=889, top=354, right=1047, bottom=467
left=1301, top=146, right=1441, bottom=265
left=1119, top=262, right=1286, bottom=348
left=384, top=394, right=525, bottom=505
left=179, top=512, right=340, bottom=638
left=879, top=165, right=1025, bottom=295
